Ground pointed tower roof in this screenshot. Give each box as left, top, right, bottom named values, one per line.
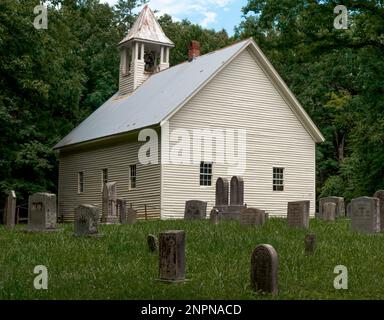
left=119, top=5, right=174, bottom=47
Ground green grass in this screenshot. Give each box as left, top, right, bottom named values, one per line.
left=0, top=218, right=383, bottom=300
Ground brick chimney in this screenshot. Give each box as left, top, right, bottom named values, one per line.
left=188, top=41, right=201, bottom=61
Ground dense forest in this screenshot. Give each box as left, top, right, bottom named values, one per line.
left=0, top=0, right=383, bottom=208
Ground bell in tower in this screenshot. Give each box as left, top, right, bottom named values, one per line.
left=118, top=5, right=174, bottom=96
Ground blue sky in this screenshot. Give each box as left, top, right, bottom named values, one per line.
left=102, top=0, right=249, bottom=36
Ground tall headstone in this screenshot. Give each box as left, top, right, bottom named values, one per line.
left=27, top=193, right=57, bottom=232
left=250, top=244, right=278, bottom=295
left=240, top=208, right=266, bottom=226
left=215, top=177, right=229, bottom=206
left=351, top=197, right=380, bottom=234
left=4, top=191, right=16, bottom=230
left=304, top=234, right=316, bottom=255
left=230, top=176, right=244, bottom=206
left=184, top=200, right=207, bottom=220
left=323, top=202, right=336, bottom=222
left=159, top=230, right=186, bottom=282
left=147, top=234, right=159, bottom=253
left=117, top=199, right=127, bottom=224
left=319, top=197, right=345, bottom=218
left=127, top=208, right=137, bottom=225
left=210, top=208, right=220, bottom=225
left=74, top=204, right=99, bottom=236
left=101, top=182, right=118, bottom=224
left=373, top=190, right=384, bottom=231
left=287, top=201, right=310, bottom=229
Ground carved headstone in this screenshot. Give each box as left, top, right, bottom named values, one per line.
left=230, top=176, right=244, bottom=206
left=184, top=200, right=207, bottom=220
left=305, top=234, right=316, bottom=254
left=147, top=234, right=159, bottom=253
left=319, top=197, right=345, bottom=218
left=287, top=201, right=310, bottom=229
left=351, top=197, right=380, bottom=234
left=4, top=191, right=16, bottom=230
left=215, top=177, right=229, bottom=206
left=159, top=230, right=186, bottom=282
left=210, top=208, right=220, bottom=225
left=101, top=182, right=118, bottom=224
left=117, top=199, right=127, bottom=224
left=323, top=202, right=336, bottom=222
left=27, top=193, right=57, bottom=232
left=250, top=244, right=278, bottom=295
left=373, top=190, right=384, bottom=231
left=74, top=204, right=99, bottom=236
left=240, top=208, right=266, bottom=226
left=127, top=208, right=137, bottom=225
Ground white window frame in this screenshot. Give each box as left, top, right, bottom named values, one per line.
left=78, top=171, right=84, bottom=194
left=273, top=167, right=285, bottom=192
left=200, top=162, right=213, bottom=187
left=129, top=164, right=137, bottom=190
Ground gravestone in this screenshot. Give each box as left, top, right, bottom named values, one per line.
left=159, top=230, right=186, bottom=282
left=74, top=204, right=99, bottom=236
left=323, top=202, right=336, bottom=222
left=127, top=208, right=137, bottom=225
left=27, top=193, right=58, bottom=232
left=4, top=191, right=16, bottom=230
left=147, top=234, right=159, bottom=253
left=373, top=190, right=384, bottom=231
left=184, top=200, right=207, bottom=220
left=210, top=208, right=220, bottom=225
left=230, top=176, right=244, bottom=206
left=101, top=182, right=118, bottom=224
left=287, top=201, right=310, bottom=229
left=117, top=199, right=127, bottom=224
left=351, top=197, right=380, bottom=234
left=216, top=177, right=229, bottom=206
left=346, top=203, right=351, bottom=218
left=250, top=244, right=278, bottom=295
left=240, top=208, right=266, bottom=226
left=305, top=234, right=316, bottom=254
left=319, top=197, right=345, bottom=219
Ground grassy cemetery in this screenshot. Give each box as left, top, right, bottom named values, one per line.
left=1, top=195, right=384, bottom=300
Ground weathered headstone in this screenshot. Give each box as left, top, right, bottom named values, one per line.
left=210, top=208, right=220, bottom=225
left=117, top=199, right=127, bottom=224
left=230, top=176, right=244, bottom=206
left=184, top=200, right=207, bottom=220
left=373, top=190, right=384, bottom=231
left=159, top=230, right=186, bottom=282
left=250, top=244, right=278, bottom=295
left=27, top=193, right=58, bottom=232
left=147, top=234, right=159, bottom=253
left=74, top=204, right=99, bottom=236
left=4, top=191, right=16, bottom=230
left=216, top=177, right=229, bottom=206
left=305, top=234, right=316, bottom=254
left=240, top=208, right=266, bottom=226
left=287, top=201, right=310, bottom=229
left=101, top=182, right=118, bottom=224
left=319, top=197, right=345, bottom=218
left=323, top=202, right=336, bottom=222
left=127, top=208, right=137, bottom=225
left=351, top=197, right=380, bottom=234
left=346, top=203, right=352, bottom=218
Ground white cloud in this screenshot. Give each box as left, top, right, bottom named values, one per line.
left=200, top=12, right=217, bottom=27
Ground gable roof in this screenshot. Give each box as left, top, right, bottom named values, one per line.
left=54, top=39, right=324, bottom=150
left=119, top=5, right=174, bottom=47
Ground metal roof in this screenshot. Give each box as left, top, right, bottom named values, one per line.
left=54, top=40, right=250, bottom=149
left=119, top=5, right=174, bottom=47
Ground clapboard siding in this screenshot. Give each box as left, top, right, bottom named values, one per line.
left=58, top=137, right=161, bottom=222
left=161, top=48, right=316, bottom=219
